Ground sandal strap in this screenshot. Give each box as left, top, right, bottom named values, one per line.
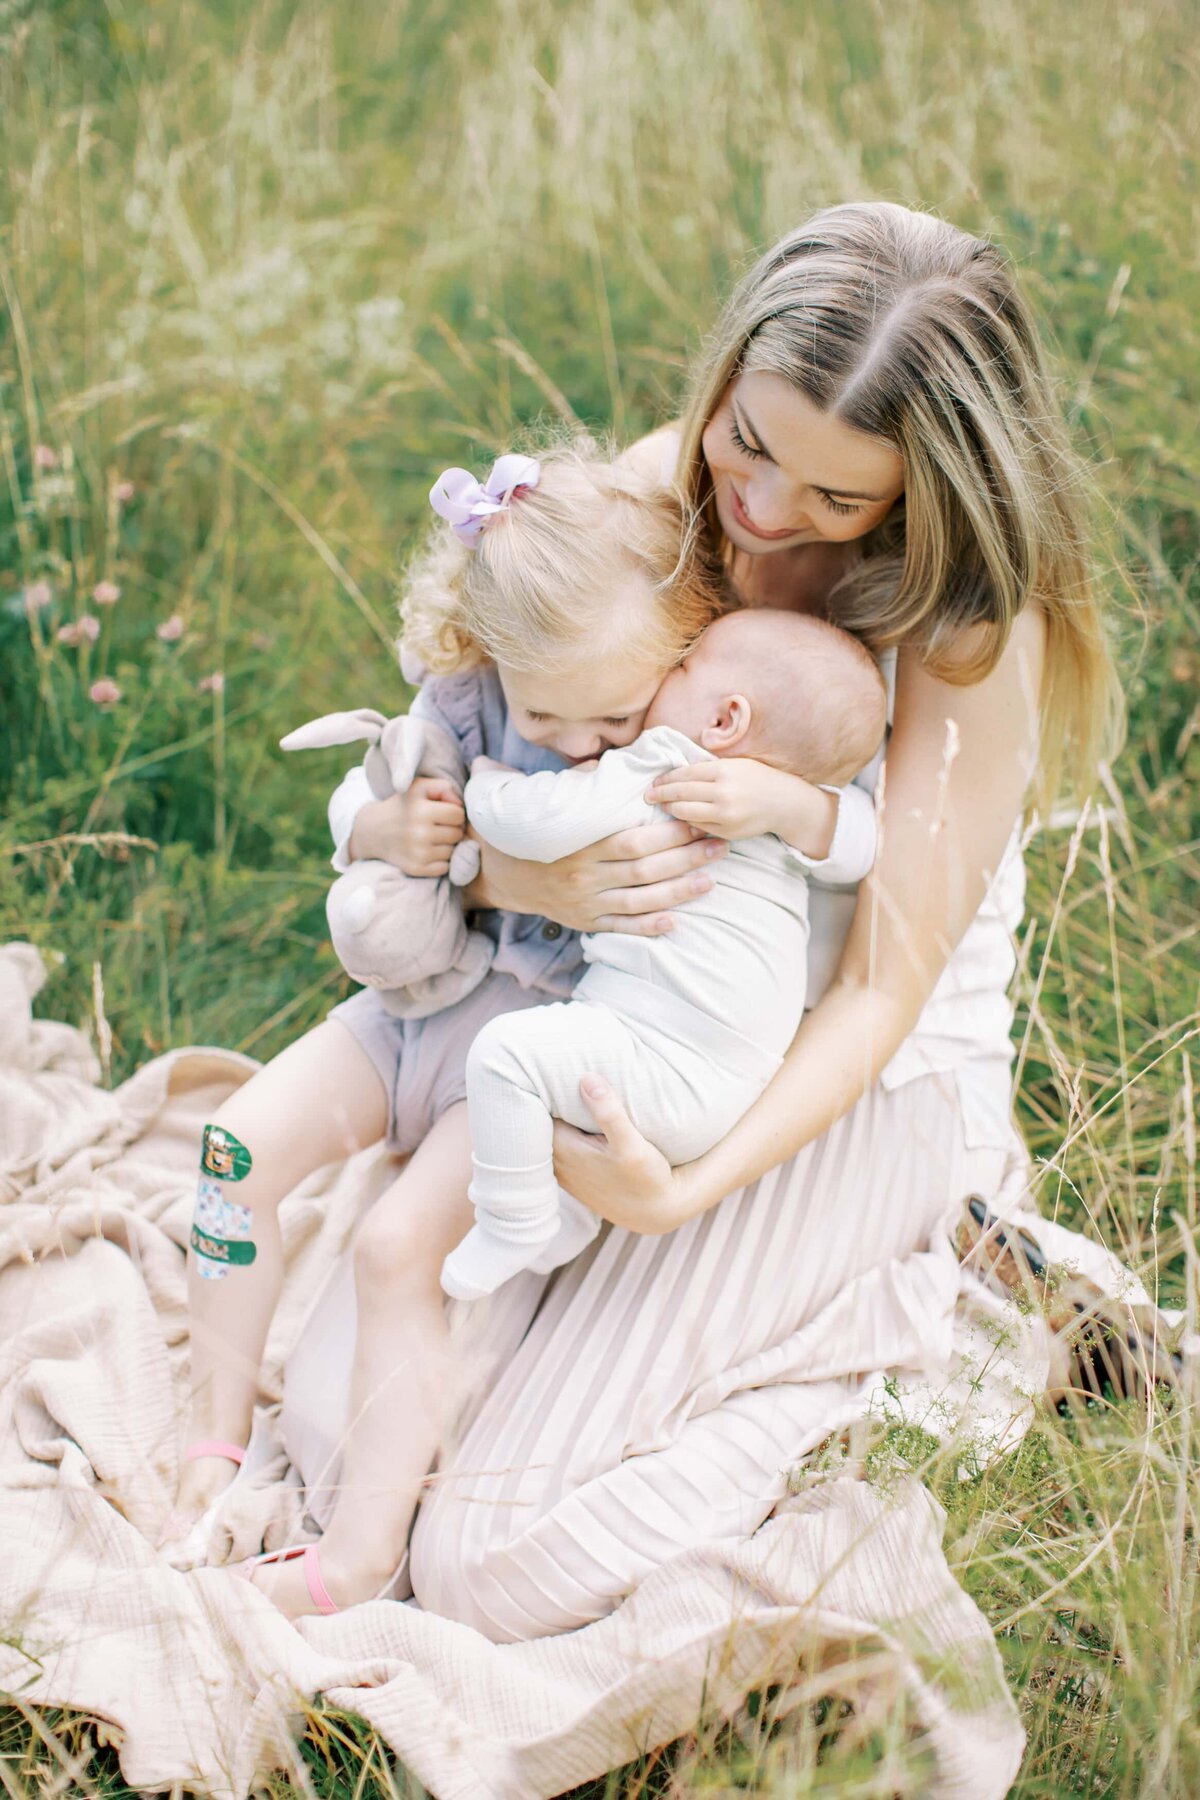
left=184, top=1437, right=246, bottom=1467
left=302, top=1544, right=340, bottom=1616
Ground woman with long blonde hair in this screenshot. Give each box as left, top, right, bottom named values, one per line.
left=327, top=201, right=1129, bottom=1648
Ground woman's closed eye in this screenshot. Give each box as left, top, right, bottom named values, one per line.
left=728, top=417, right=865, bottom=516
left=815, top=489, right=865, bottom=517
left=728, top=415, right=766, bottom=462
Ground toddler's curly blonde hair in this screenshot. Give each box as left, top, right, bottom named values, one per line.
left=402, top=439, right=729, bottom=679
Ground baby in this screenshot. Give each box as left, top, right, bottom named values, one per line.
left=441, top=606, right=886, bottom=1299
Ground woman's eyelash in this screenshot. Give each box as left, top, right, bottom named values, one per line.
left=728, top=416, right=765, bottom=460
left=817, top=490, right=864, bottom=516
left=729, top=416, right=864, bottom=515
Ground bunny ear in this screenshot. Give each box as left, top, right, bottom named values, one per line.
left=280, top=708, right=389, bottom=752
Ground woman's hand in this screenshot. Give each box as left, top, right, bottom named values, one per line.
left=463, top=819, right=728, bottom=935
left=646, top=758, right=839, bottom=857
left=347, top=779, right=466, bottom=877
left=552, top=1078, right=700, bottom=1233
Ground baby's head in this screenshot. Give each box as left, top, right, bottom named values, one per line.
left=402, top=441, right=729, bottom=763
left=645, top=609, right=887, bottom=787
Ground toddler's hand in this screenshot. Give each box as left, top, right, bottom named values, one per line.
left=348, top=778, right=465, bottom=877
left=645, top=757, right=813, bottom=842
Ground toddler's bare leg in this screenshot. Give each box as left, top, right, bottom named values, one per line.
left=245, top=1101, right=473, bottom=1616
left=174, top=1019, right=386, bottom=1523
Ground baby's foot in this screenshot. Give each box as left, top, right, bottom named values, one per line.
left=527, top=1191, right=600, bottom=1273
left=441, top=1220, right=558, bottom=1300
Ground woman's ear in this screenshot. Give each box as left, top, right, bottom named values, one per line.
left=698, top=694, right=753, bottom=754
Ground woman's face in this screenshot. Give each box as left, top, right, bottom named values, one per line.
left=702, top=371, right=904, bottom=554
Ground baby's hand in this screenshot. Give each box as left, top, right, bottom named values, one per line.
left=349, top=778, right=465, bottom=877
left=646, top=757, right=823, bottom=844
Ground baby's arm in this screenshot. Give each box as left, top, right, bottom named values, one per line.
left=783, top=781, right=877, bottom=887
left=466, top=729, right=696, bottom=864
left=645, top=760, right=877, bottom=884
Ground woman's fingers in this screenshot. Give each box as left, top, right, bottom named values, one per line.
left=576, top=1075, right=645, bottom=1155
left=604, top=837, right=725, bottom=890
left=599, top=818, right=701, bottom=862
left=591, top=910, right=674, bottom=937
left=594, top=866, right=717, bottom=928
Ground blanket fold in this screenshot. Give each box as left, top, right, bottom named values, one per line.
left=0, top=940, right=1042, bottom=1797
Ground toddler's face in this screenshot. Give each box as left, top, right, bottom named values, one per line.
left=498, top=659, right=665, bottom=764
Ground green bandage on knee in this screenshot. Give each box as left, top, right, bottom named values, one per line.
left=191, top=1128, right=255, bottom=1281
left=201, top=1122, right=253, bottom=1181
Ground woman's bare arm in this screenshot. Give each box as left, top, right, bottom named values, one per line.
left=554, top=606, right=1046, bottom=1229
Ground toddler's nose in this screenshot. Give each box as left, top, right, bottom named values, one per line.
left=557, top=730, right=602, bottom=762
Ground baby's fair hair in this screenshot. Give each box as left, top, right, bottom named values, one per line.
left=402, top=441, right=729, bottom=680
left=710, top=610, right=887, bottom=788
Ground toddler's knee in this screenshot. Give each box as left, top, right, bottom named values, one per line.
left=351, top=1198, right=439, bottom=1294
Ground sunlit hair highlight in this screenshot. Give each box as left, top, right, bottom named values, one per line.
left=402, top=437, right=729, bottom=681
left=675, top=201, right=1123, bottom=802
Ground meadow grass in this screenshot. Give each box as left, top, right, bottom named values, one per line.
left=1, top=0, right=1197, bottom=1792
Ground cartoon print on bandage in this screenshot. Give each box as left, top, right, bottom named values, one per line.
left=191, top=1174, right=256, bottom=1281
left=201, top=1122, right=252, bottom=1182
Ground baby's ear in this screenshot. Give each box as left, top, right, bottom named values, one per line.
left=698, top=694, right=753, bottom=754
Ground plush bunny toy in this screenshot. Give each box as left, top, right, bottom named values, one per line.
left=281, top=708, right=493, bottom=1018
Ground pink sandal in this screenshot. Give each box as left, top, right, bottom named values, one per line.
left=184, top=1438, right=246, bottom=1469
left=239, top=1542, right=340, bottom=1615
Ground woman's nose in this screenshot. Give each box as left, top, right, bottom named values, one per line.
left=746, top=476, right=799, bottom=534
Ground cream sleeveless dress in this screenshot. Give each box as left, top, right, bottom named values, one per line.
left=283, top=645, right=1032, bottom=1643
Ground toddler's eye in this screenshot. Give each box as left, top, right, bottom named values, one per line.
left=603, top=716, right=630, bottom=728
left=525, top=710, right=550, bottom=723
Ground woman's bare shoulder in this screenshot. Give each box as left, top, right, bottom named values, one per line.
left=616, top=425, right=682, bottom=486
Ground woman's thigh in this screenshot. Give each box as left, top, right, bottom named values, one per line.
left=408, top=1071, right=1011, bottom=1639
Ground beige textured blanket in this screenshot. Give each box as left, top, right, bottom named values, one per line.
left=4, top=936, right=1124, bottom=1799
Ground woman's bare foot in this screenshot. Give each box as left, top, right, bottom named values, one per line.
left=237, top=1540, right=400, bottom=1619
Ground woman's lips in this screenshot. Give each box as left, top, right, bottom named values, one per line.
left=729, top=483, right=800, bottom=541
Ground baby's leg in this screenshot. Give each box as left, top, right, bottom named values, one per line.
left=443, top=1002, right=649, bottom=1300
left=245, top=1102, right=473, bottom=1616
left=175, top=1019, right=387, bottom=1523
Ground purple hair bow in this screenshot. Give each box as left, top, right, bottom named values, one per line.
left=429, top=454, right=542, bottom=545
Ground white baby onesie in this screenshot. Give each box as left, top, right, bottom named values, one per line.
left=440, top=726, right=877, bottom=1300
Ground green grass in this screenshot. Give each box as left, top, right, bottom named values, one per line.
left=1, top=0, right=1198, bottom=1792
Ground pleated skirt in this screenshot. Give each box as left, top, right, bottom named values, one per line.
left=283, top=1064, right=1014, bottom=1644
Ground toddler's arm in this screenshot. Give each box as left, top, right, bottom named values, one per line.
left=327, top=680, right=477, bottom=876
left=467, top=729, right=699, bottom=864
